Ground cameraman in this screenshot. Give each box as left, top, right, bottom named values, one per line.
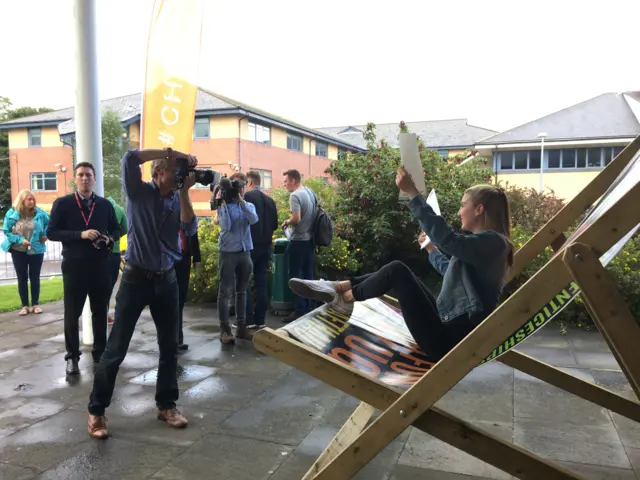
left=215, top=172, right=258, bottom=344
left=244, top=170, right=278, bottom=330
left=87, top=148, right=197, bottom=439
left=47, top=162, right=120, bottom=376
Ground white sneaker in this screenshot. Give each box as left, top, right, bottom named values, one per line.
left=288, top=279, right=354, bottom=316
left=288, top=279, right=337, bottom=304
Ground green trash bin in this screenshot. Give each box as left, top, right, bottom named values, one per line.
left=270, top=238, right=294, bottom=314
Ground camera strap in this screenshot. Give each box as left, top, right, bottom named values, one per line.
left=75, top=192, right=96, bottom=227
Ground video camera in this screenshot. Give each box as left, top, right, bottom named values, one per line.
left=174, top=156, right=221, bottom=190
left=210, top=176, right=246, bottom=209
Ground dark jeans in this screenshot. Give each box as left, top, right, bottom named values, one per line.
left=61, top=258, right=110, bottom=362
left=175, top=255, right=191, bottom=344
left=288, top=239, right=315, bottom=314
left=10, top=251, right=44, bottom=307
left=218, top=250, right=252, bottom=326
left=106, top=253, right=122, bottom=316
left=350, top=260, right=481, bottom=361
left=246, top=245, right=271, bottom=326
left=88, top=264, right=180, bottom=416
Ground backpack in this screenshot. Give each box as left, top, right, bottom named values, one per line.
left=309, top=189, right=334, bottom=247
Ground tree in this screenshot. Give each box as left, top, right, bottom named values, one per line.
left=0, top=96, right=54, bottom=217
left=100, top=109, right=126, bottom=205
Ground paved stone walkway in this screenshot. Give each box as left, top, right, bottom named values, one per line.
left=0, top=298, right=639, bottom=479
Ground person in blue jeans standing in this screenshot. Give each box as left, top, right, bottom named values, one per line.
left=243, top=171, right=278, bottom=330
left=1, top=189, right=49, bottom=316
left=281, top=169, right=317, bottom=323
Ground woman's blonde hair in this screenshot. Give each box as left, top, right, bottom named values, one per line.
left=465, top=184, right=513, bottom=267
left=12, top=189, right=37, bottom=217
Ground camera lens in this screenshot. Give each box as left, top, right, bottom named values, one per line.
left=193, top=168, right=215, bottom=186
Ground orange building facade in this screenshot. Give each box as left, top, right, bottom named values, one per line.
left=1, top=91, right=363, bottom=216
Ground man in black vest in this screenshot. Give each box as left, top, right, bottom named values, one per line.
left=243, top=170, right=278, bottom=332
left=47, top=162, right=120, bottom=376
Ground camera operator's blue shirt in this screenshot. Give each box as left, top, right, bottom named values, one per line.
left=217, top=201, right=258, bottom=252
left=121, top=150, right=198, bottom=272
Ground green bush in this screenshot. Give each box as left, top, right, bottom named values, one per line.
left=325, top=121, right=493, bottom=273
left=187, top=219, right=220, bottom=304
left=315, top=236, right=360, bottom=280
left=270, top=178, right=360, bottom=279
left=497, top=185, right=640, bottom=330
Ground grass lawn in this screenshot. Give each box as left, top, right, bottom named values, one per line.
left=0, top=277, right=64, bottom=313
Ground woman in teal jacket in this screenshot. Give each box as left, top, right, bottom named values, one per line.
left=1, top=189, right=50, bottom=315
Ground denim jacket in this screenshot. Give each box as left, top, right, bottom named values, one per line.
left=407, top=194, right=511, bottom=322
left=1, top=207, right=50, bottom=255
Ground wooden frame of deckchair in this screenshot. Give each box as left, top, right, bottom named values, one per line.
left=253, top=135, right=640, bottom=479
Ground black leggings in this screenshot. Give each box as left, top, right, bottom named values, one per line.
left=350, top=260, right=479, bottom=361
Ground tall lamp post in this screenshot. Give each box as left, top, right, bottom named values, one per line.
left=537, top=132, right=547, bottom=193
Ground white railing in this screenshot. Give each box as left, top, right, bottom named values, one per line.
left=0, top=231, right=63, bottom=281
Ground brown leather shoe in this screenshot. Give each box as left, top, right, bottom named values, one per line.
left=88, top=414, right=109, bottom=439
left=157, top=407, right=188, bottom=428
left=235, top=322, right=253, bottom=340
left=220, top=324, right=235, bottom=344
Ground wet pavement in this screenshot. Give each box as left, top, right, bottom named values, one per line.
left=0, top=299, right=639, bottom=480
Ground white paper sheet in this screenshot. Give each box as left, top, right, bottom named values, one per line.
left=398, top=133, right=427, bottom=201
left=420, top=189, right=441, bottom=250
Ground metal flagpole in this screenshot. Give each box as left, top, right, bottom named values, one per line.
left=73, top=0, right=104, bottom=346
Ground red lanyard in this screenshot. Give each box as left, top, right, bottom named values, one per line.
left=75, top=192, right=96, bottom=227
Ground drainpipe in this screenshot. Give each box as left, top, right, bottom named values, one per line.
left=14, top=154, right=20, bottom=192
left=308, top=138, right=313, bottom=178
left=238, top=115, right=247, bottom=172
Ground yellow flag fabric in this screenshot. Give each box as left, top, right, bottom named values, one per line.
left=140, top=0, right=204, bottom=179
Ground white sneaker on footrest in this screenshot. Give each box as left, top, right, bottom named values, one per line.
left=288, top=279, right=353, bottom=316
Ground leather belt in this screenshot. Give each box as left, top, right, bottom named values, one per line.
left=124, top=262, right=173, bottom=280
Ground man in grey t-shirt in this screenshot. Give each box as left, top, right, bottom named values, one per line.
left=281, top=169, right=316, bottom=321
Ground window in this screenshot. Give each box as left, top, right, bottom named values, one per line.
left=287, top=133, right=302, bottom=152
left=497, top=146, right=624, bottom=171
left=31, top=172, right=57, bottom=192
left=436, top=149, right=449, bottom=158
left=613, top=146, right=625, bottom=158
left=250, top=168, right=272, bottom=189
left=337, top=148, right=347, bottom=161
left=514, top=151, right=528, bottom=169
left=248, top=122, right=270, bottom=144
left=499, top=151, right=513, bottom=170
left=577, top=149, right=587, bottom=168
left=315, top=141, right=328, bottom=158
left=194, top=117, right=210, bottom=139
left=548, top=150, right=561, bottom=168
left=529, top=150, right=541, bottom=169
left=587, top=148, right=602, bottom=167
left=28, top=127, right=41, bottom=148
left=561, top=149, right=576, bottom=168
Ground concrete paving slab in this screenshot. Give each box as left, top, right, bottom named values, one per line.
left=390, top=465, right=500, bottom=480
left=35, top=437, right=185, bottom=480
left=217, top=370, right=343, bottom=446
left=514, top=368, right=613, bottom=426
left=514, top=416, right=631, bottom=469
left=398, top=422, right=513, bottom=480
left=150, top=433, right=294, bottom=480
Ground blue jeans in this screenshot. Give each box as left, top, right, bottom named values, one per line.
left=287, top=239, right=315, bottom=314
left=246, top=245, right=271, bottom=326
left=88, top=264, right=180, bottom=415
left=10, top=251, right=44, bottom=307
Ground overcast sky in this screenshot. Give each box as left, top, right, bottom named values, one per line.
left=1, top=0, right=639, bottom=132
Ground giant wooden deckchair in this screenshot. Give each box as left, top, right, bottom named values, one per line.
left=253, top=136, right=640, bottom=479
